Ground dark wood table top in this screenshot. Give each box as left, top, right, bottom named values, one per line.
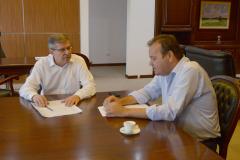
left=0, top=57, right=35, bottom=75
left=0, top=92, right=223, bottom=160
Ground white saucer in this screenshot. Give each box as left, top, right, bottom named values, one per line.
left=120, top=126, right=141, bottom=135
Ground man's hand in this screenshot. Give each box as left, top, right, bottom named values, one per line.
left=63, top=95, right=81, bottom=106
left=104, top=101, right=126, bottom=117
left=103, top=95, right=120, bottom=106
left=32, top=95, right=48, bottom=107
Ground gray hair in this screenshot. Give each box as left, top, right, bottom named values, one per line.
left=48, top=34, right=70, bottom=49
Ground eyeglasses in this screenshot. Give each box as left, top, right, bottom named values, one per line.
left=51, top=46, right=72, bottom=52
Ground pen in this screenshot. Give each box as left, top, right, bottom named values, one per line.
left=46, top=106, right=54, bottom=111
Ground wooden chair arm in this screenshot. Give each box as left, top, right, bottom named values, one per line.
left=0, top=75, right=19, bottom=85
left=0, top=75, right=19, bottom=96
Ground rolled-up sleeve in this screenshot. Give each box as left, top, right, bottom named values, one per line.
left=129, top=76, right=162, bottom=104
left=146, top=68, right=200, bottom=121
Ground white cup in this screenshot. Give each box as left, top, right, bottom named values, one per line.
left=123, top=121, right=136, bottom=133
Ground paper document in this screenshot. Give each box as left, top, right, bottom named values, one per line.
left=98, top=104, right=148, bottom=117
left=32, top=100, right=82, bottom=118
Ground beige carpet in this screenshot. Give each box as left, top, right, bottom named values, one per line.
left=90, top=66, right=151, bottom=92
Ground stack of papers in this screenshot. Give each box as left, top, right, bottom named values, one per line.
left=98, top=104, right=148, bottom=117
left=31, top=100, right=82, bottom=118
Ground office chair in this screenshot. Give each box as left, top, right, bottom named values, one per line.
left=72, top=53, right=91, bottom=69
left=211, top=75, right=240, bottom=159
left=184, top=46, right=235, bottom=77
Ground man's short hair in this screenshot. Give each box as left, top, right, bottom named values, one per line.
left=147, top=34, right=183, bottom=60
left=48, top=34, right=70, bottom=49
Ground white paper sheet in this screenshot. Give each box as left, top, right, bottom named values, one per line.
left=31, top=100, right=82, bottom=118
left=98, top=104, right=148, bottom=117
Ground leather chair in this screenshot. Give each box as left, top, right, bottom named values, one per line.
left=211, top=75, right=240, bottom=159
left=73, top=53, right=91, bottom=69
left=184, top=46, right=235, bottom=77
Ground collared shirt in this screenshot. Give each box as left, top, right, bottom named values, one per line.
left=130, top=57, right=220, bottom=140
left=19, top=54, right=96, bottom=101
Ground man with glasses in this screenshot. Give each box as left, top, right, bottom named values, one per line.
left=20, top=34, right=96, bottom=107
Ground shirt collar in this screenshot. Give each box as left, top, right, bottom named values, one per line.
left=171, top=56, right=189, bottom=74
left=47, top=54, right=55, bottom=67
left=47, top=54, right=73, bottom=67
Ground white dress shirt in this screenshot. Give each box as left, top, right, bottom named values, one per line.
left=19, top=54, right=96, bottom=101
left=130, top=57, right=220, bottom=140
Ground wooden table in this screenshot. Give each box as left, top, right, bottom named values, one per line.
left=0, top=92, right=223, bottom=160
left=0, top=57, right=35, bottom=75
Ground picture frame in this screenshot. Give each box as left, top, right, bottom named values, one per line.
left=199, top=1, right=231, bottom=29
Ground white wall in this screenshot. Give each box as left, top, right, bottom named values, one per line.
left=80, top=0, right=155, bottom=76
left=126, top=0, right=155, bottom=76
left=89, top=0, right=127, bottom=64
left=80, top=0, right=89, bottom=58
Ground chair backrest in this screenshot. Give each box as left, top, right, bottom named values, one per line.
left=184, top=45, right=235, bottom=77
left=72, top=53, right=90, bottom=69
left=211, top=75, right=240, bottom=158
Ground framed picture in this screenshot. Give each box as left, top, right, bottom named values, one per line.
left=199, top=1, right=231, bottom=29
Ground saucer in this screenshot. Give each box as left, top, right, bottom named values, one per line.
left=120, top=126, right=140, bottom=135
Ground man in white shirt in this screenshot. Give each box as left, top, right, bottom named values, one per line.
left=20, top=34, right=96, bottom=107
left=103, top=34, right=220, bottom=142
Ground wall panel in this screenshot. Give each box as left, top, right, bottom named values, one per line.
left=0, top=0, right=80, bottom=58
left=1, top=34, right=25, bottom=58
left=24, top=34, right=49, bottom=57
left=68, top=34, right=80, bottom=54
left=24, top=0, right=80, bottom=33
left=161, top=0, right=193, bottom=31
left=0, top=0, right=23, bottom=32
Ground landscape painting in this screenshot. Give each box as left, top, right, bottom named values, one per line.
left=199, top=1, right=231, bottom=29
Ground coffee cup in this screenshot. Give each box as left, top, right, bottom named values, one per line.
left=123, top=121, right=136, bottom=133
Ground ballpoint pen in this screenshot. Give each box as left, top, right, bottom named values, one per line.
left=46, top=106, right=54, bottom=111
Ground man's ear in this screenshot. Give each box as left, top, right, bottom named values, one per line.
left=49, top=49, right=54, bottom=55
left=168, top=51, right=175, bottom=62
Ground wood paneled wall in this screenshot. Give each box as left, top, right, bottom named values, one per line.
left=0, top=0, right=80, bottom=58
left=24, top=0, right=79, bottom=33
left=0, top=0, right=24, bottom=33
left=1, top=34, right=25, bottom=58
